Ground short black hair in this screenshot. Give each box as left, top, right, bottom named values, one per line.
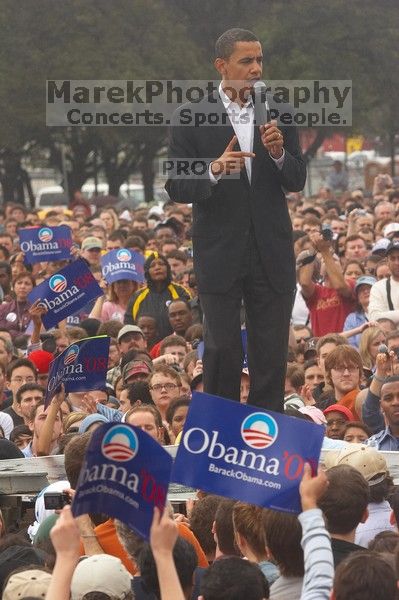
left=200, top=556, right=269, bottom=600
left=165, top=396, right=191, bottom=425
left=335, top=550, right=397, bottom=600
left=318, top=465, right=370, bottom=534
left=6, top=358, right=37, bottom=381
left=127, top=380, right=154, bottom=406
left=215, top=28, right=259, bottom=60
left=139, top=537, right=197, bottom=599
left=381, top=375, right=399, bottom=390
left=15, top=383, right=45, bottom=405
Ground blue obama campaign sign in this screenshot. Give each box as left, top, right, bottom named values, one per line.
left=101, top=248, right=145, bottom=285
left=45, top=335, right=110, bottom=405
left=172, top=392, right=324, bottom=514
left=73, top=422, right=173, bottom=540
left=19, top=225, right=73, bottom=264
left=28, top=258, right=103, bottom=329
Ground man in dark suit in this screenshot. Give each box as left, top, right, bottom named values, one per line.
left=166, top=28, right=306, bottom=412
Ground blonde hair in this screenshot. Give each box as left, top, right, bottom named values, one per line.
left=100, top=208, right=119, bottom=232
left=359, top=326, right=386, bottom=370
left=63, top=411, right=87, bottom=433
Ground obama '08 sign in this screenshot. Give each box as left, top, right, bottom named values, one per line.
left=171, top=392, right=324, bottom=513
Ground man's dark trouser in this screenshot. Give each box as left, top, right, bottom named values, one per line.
left=200, top=236, right=294, bottom=413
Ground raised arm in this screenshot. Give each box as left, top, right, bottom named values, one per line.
left=36, top=387, right=64, bottom=456
left=297, top=250, right=316, bottom=299
left=150, top=506, right=185, bottom=600
left=309, top=231, right=352, bottom=297
left=299, top=464, right=334, bottom=600
left=46, top=506, right=80, bottom=600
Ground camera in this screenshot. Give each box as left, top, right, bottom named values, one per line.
left=321, top=225, right=333, bottom=241
left=43, top=492, right=71, bottom=510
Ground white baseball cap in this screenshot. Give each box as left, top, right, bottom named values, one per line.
left=71, top=554, right=132, bottom=599
left=383, top=223, right=399, bottom=238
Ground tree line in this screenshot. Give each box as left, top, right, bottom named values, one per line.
left=0, top=0, right=397, bottom=204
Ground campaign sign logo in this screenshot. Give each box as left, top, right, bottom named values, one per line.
left=19, top=225, right=73, bottom=264
left=72, top=422, right=173, bottom=540
left=28, top=258, right=103, bottom=329
left=102, top=425, right=138, bottom=462
left=38, top=227, right=53, bottom=242
left=64, top=344, right=79, bottom=365
left=49, top=274, right=67, bottom=293
left=101, top=249, right=145, bottom=285
left=116, top=248, right=131, bottom=262
left=171, top=392, right=324, bottom=514
left=45, top=335, right=110, bottom=406
left=241, top=413, right=278, bottom=449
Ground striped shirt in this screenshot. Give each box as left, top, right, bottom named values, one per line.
left=299, top=508, right=334, bottom=600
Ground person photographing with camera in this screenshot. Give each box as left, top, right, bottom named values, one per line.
left=298, top=229, right=356, bottom=337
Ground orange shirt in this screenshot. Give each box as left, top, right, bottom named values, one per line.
left=79, top=518, right=208, bottom=573
left=79, top=518, right=136, bottom=574
left=338, top=388, right=360, bottom=420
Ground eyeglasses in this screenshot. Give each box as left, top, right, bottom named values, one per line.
left=11, top=376, right=36, bottom=384
left=150, top=383, right=179, bottom=392
left=326, top=418, right=346, bottom=427
left=296, top=337, right=311, bottom=343
left=331, top=366, right=359, bottom=374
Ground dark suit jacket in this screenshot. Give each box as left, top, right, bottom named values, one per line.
left=165, top=93, right=306, bottom=294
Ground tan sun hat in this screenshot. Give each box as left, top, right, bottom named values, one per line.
left=324, top=444, right=388, bottom=486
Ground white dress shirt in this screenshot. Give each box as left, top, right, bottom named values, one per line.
left=210, top=83, right=285, bottom=184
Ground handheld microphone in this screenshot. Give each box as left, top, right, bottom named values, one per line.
left=252, top=81, right=270, bottom=126
left=378, top=344, right=389, bottom=355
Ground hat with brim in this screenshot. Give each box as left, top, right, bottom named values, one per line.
left=383, top=223, right=399, bottom=238
left=355, top=275, right=376, bottom=292
left=3, top=568, right=52, bottom=600
left=371, top=238, right=390, bottom=255
left=117, top=324, right=144, bottom=341
left=386, top=240, right=399, bottom=255
left=71, top=554, right=132, bottom=600
left=323, top=404, right=354, bottom=421
left=323, top=443, right=388, bottom=485
left=122, top=360, right=151, bottom=382
left=81, top=236, right=102, bottom=250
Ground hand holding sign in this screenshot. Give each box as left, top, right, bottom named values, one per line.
left=172, top=392, right=324, bottom=513
left=72, top=422, right=173, bottom=540
left=29, top=299, right=48, bottom=331
left=299, top=463, right=329, bottom=512
left=19, top=225, right=73, bottom=264
left=28, top=259, right=103, bottom=329
left=150, top=506, right=179, bottom=557
left=45, top=336, right=110, bottom=406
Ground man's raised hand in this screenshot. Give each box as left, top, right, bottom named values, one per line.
left=210, top=135, right=255, bottom=177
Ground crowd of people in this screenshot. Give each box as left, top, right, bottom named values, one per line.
left=0, top=168, right=397, bottom=598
